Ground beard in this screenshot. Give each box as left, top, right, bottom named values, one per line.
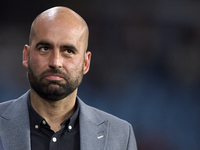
left=27, top=64, right=83, bottom=101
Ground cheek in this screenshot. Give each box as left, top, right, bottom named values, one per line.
left=64, top=58, right=84, bottom=75
left=75, top=57, right=85, bottom=71
left=29, top=54, right=47, bottom=75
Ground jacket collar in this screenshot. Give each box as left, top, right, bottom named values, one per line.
left=0, top=91, right=31, bottom=150
left=77, top=97, right=109, bottom=150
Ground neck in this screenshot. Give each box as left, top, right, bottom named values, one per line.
left=30, top=89, right=77, bottom=132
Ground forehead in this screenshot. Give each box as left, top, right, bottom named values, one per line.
left=31, top=15, right=87, bottom=49
left=36, top=18, right=83, bottom=38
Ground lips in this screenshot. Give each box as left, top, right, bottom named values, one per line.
left=43, top=73, right=65, bottom=81
left=45, top=75, right=63, bottom=80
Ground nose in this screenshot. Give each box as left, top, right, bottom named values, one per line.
left=48, top=50, right=63, bottom=69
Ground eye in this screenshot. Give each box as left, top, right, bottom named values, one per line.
left=39, top=46, right=50, bottom=52
left=63, top=49, right=74, bottom=55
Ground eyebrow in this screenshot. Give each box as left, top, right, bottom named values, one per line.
left=61, top=45, right=78, bottom=52
left=35, top=41, right=78, bottom=52
left=35, top=41, right=53, bottom=49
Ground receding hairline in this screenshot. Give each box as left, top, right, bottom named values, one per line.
left=29, top=6, right=89, bottom=47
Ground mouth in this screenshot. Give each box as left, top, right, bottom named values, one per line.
left=43, top=73, right=65, bottom=81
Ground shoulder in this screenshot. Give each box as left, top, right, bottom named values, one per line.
left=91, top=105, right=130, bottom=125
left=78, top=97, right=137, bottom=149
left=0, top=99, right=16, bottom=115
left=0, top=91, right=30, bottom=118
left=78, top=97, right=132, bottom=127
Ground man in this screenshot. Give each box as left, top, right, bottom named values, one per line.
left=0, top=6, right=137, bottom=150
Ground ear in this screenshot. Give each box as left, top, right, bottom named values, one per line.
left=23, top=44, right=30, bottom=68
left=83, top=51, right=91, bottom=75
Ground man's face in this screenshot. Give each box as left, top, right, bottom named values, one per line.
left=23, top=16, right=91, bottom=101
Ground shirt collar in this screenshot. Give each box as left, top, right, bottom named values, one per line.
left=28, top=96, right=80, bottom=131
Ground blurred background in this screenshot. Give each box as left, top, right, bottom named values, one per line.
left=0, top=0, right=200, bottom=149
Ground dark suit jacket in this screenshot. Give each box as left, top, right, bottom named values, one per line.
left=0, top=91, right=137, bottom=150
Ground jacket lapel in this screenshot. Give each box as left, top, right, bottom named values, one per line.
left=78, top=98, right=109, bottom=150
left=0, top=92, right=31, bottom=150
